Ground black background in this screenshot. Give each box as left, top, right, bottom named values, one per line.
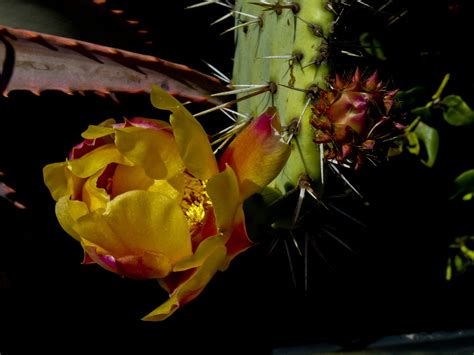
left=1, top=0, right=474, bottom=353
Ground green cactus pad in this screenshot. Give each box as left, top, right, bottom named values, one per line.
left=233, top=0, right=333, bottom=193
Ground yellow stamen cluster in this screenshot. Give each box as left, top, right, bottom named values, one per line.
left=180, top=173, right=212, bottom=233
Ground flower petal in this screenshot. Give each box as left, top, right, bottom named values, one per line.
left=82, top=169, right=110, bottom=211
left=219, top=107, right=290, bottom=200
left=207, top=166, right=239, bottom=234
left=111, top=165, right=184, bottom=203
left=114, top=126, right=184, bottom=180
left=142, top=244, right=227, bottom=321
left=74, top=190, right=192, bottom=264
left=173, top=235, right=224, bottom=272
left=150, top=85, right=218, bottom=180
left=82, top=239, right=172, bottom=279
left=67, top=144, right=132, bottom=178
left=43, top=162, right=71, bottom=201
left=55, top=196, right=89, bottom=241
left=220, top=207, right=254, bottom=271
left=81, top=121, right=115, bottom=140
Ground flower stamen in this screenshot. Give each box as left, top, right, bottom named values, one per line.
left=180, top=173, right=212, bottom=234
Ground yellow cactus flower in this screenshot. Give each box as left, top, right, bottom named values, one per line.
left=43, top=86, right=290, bottom=321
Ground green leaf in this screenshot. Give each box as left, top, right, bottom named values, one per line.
left=406, top=131, right=420, bottom=155
left=446, top=258, right=452, bottom=281
left=442, top=95, right=474, bottom=126
left=412, top=122, right=439, bottom=167
left=452, top=169, right=474, bottom=200
left=395, top=86, right=426, bottom=108
left=411, top=106, right=432, bottom=119
left=359, top=32, right=386, bottom=60
left=454, top=255, right=464, bottom=271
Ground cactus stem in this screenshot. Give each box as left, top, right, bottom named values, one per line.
left=296, top=16, right=326, bottom=38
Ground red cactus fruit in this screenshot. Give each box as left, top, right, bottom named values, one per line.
left=311, top=69, right=403, bottom=170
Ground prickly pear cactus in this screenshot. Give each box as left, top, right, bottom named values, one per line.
left=233, top=0, right=333, bottom=192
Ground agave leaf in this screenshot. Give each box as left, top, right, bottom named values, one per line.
left=442, top=95, right=474, bottom=126
left=0, top=25, right=226, bottom=105
left=0, top=173, right=25, bottom=209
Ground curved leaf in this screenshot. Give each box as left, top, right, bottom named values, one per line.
left=442, top=95, right=474, bottom=126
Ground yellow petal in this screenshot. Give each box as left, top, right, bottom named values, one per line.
left=114, top=126, right=184, bottom=180
left=81, top=122, right=115, bottom=140
left=116, top=251, right=172, bottom=279
left=67, top=144, right=132, bottom=178
left=111, top=165, right=184, bottom=203
left=43, top=162, right=70, bottom=201
left=207, top=166, right=239, bottom=235
left=75, top=212, right=128, bottom=256
left=151, top=85, right=218, bottom=180
left=82, top=238, right=173, bottom=279
left=74, top=190, right=192, bottom=264
left=173, top=235, right=224, bottom=272
left=55, top=196, right=89, bottom=241
left=82, top=169, right=110, bottom=211
left=111, top=165, right=154, bottom=197
left=44, top=162, right=86, bottom=202
left=142, top=244, right=226, bottom=321
left=147, top=175, right=184, bottom=204
left=219, top=107, right=290, bottom=200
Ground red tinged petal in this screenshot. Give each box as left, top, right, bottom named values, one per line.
left=219, top=107, right=290, bottom=201
left=220, top=208, right=254, bottom=271
left=142, top=244, right=227, bottom=321
left=69, top=137, right=109, bottom=160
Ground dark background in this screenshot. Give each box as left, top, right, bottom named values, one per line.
left=1, top=0, right=474, bottom=353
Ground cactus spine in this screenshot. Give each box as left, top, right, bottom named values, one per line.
left=232, top=0, right=333, bottom=192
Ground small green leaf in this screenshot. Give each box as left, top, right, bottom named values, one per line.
left=454, top=255, right=464, bottom=271
left=446, top=258, right=452, bottom=281
left=359, top=32, right=386, bottom=60
left=406, top=131, right=420, bottom=155
left=411, top=106, right=432, bottom=119
left=442, top=95, right=474, bottom=126
left=413, top=121, right=439, bottom=167
left=461, top=245, right=474, bottom=260
left=395, top=86, right=426, bottom=107
left=452, top=169, right=474, bottom=200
